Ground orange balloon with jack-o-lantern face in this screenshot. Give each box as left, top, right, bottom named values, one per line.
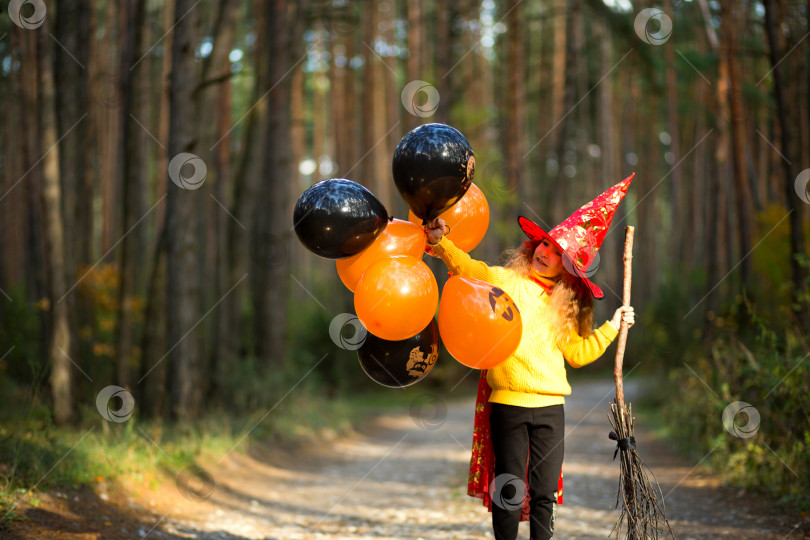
left=437, top=276, right=522, bottom=369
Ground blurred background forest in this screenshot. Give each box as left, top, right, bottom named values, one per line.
left=0, top=0, right=809, bottom=513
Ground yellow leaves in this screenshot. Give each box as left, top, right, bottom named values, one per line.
left=92, top=343, right=115, bottom=358
left=99, top=318, right=115, bottom=333
left=77, top=263, right=121, bottom=312
left=73, top=263, right=144, bottom=361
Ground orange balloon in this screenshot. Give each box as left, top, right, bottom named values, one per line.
left=437, top=276, right=522, bottom=369
left=354, top=256, right=438, bottom=341
left=336, top=219, right=426, bottom=292
left=409, top=183, right=489, bottom=252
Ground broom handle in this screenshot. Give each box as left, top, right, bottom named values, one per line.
left=613, top=226, right=634, bottom=414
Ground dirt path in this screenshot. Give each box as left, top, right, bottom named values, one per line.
left=5, top=380, right=806, bottom=539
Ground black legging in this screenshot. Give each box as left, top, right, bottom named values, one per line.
left=489, top=403, right=565, bottom=540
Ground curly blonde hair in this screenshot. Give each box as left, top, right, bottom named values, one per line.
left=502, top=239, right=595, bottom=348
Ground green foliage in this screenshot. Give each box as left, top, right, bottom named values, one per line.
left=0, top=377, right=363, bottom=527
left=642, top=291, right=810, bottom=509
left=751, top=204, right=796, bottom=314
left=0, top=286, right=44, bottom=387
left=632, top=272, right=705, bottom=373
left=285, top=276, right=358, bottom=396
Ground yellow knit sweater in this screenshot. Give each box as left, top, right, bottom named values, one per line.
left=430, top=236, right=619, bottom=408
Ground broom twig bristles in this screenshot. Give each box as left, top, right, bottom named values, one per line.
left=609, top=400, right=675, bottom=540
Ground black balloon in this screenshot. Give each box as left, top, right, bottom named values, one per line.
left=293, top=178, right=389, bottom=259
left=358, top=318, right=439, bottom=388
left=392, top=123, right=475, bottom=222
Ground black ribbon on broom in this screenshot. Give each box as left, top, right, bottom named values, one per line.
left=608, top=430, right=637, bottom=460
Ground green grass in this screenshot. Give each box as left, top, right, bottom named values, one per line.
left=0, top=380, right=461, bottom=527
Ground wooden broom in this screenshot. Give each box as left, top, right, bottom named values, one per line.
left=608, top=226, right=674, bottom=539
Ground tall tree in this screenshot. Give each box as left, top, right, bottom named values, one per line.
left=360, top=0, right=392, bottom=206
left=698, top=0, right=732, bottom=321
left=330, top=20, right=350, bottom=178
left=434, top=0, right=454, bottom=125
left=35, top=19, right=74, bottom=425
left=406, top=0, right=423, bottom=131
left=550, top=0, right=568, bottom=164
left=595, top=17, right=620, bottom=297
left=97, top=1, right=122, bottom=255
left=253, top=0, right=306, bottom=367
left=138, top=0, right=176, bottom=417
left=15, top=26, right=49, bottom=360
left=505, top=0, right=526, bottom=222
left=763, top=0, right=809, bottom=331
left=166, top=0, right=204, bottom=419
left=663, top=0, right=684, bottom=267
left=54, top=0, right=91, bottom=392
left=551, top=0, right=579, bottom=225
left=223, top=0, right=269, bottom=386
left=720, top=0, right=755, bottom=288
left=206, top=0, right=239, bottom=398
left=115, top=0, right=149, bottom=389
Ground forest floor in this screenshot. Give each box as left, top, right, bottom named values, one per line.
left=3, top=379, right=809, bottom=540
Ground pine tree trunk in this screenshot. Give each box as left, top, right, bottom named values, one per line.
left=407, top=0, right=423, bottom=131
left=550, top=0, right=568, bottom=159
left=720, top=0, right=755, bottom=288
left=435, top=0, right=454, bottom=125
left=596, top=17, right=619, bottom=297
left=224, top=0, right=269, bottom=379
left=763, top=0, right=809, bottom=332
left=54, top=0, right=90, bottom=396
left=209, top=0, right=238, bottom=401
left=552, top=0, right=577, bottom=225
left=116, top=0, right=149, bottom=390
left=37, top=21, right=74, bottom=425
left=166, top=0, right=204, bottom=419
left=505, top=0, right=525, bottom=223
left=663, top=0, right=684, bottom=267
left=330, top=31, right=348, bottom=177
left=253, top=0, right=302, bottom=367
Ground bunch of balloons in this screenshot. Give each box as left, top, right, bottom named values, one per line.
left=293, top=123, right=520, bottom=386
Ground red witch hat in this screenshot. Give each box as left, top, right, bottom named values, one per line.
left=518, top=173, right=634, bottom=299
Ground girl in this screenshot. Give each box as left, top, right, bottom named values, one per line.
left=424, top=175, right=635, bottom=540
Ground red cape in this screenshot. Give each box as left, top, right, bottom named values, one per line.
left=467, top=370, right=563, bottom=520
